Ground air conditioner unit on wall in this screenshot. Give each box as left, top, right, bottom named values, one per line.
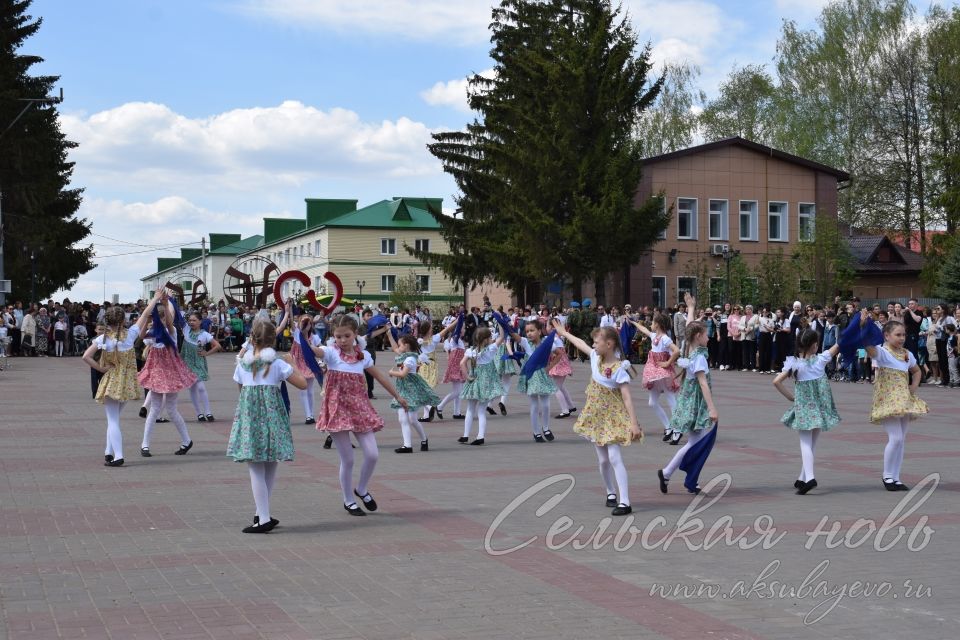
left=710, top=244, right=729, bottom=256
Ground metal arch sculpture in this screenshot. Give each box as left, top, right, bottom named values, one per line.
left=163, top=273, right=208, bottom=307
left=222, top=254, right=280, bottom=307
left=273, top=270, right=343, bottom=315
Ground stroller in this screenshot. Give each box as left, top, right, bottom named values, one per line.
left=72, top=326, right=91, bottom=356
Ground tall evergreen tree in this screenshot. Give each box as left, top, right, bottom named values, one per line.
left=0, top=0, right=92, bottom=301
left=412, top=0, right=668, bottom=303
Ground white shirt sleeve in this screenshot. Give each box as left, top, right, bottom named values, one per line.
left=613, top=361, right=632, bottom=385
left=690, top=353, right=709, bottom=375
left=403, top=356, right=418, bottom=371
left=274, top=358, right=294, bottom=380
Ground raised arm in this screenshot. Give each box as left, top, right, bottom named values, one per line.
left=631, top=319, right=654, bottom=338
left=135, top=289, right=164, bottom=334
left=684, top=292, right=696, bottom=325
left=551, top=319, right=590, bottom=356
left=276, top=300, right=292, bottom=333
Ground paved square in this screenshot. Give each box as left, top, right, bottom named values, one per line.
left=1, top=354, right=958, bottom=639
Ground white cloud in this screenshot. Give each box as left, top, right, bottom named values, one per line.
left=238, top=0, right=495, bottom=45
left=421, top=68, right=496, bottom=113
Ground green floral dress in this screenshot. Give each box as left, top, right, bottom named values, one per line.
left=180, top=326, right=214, bottom=381
left=226, top=348, right=295, bottom=462
left=391, top=355, right=442, bottom=410
left=669, top=346, right=713, bottom=434
left=460, top=345, right=505, bottom=402
left=515, top=337, right=558, bottom=396
left=780, top=353, right=841, bottom=432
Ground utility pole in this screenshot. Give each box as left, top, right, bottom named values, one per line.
left=201, top=237, right=207, bottom=291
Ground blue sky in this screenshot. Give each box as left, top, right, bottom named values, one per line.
left=21, top=0, right=953, bottom=300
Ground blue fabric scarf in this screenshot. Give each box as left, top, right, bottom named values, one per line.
left=451, top=313, right=464, bottom=343
left=520, top=330, right=556, bottom=379
left=298, top=328, right=324, bottom=383
left=150, top=304, right=178, bottom=350
left=620, top=322, right=637, bottom=358
left=838, top=317, right=883, bottom=364
left=679, top=422, right=718, bottom=493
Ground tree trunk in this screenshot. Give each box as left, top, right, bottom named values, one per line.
left=594, top=273, right=606, bottom=307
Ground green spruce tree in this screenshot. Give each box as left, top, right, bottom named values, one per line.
left=937, top=238, right=960, bottom=301
left=1, top=0, right=92, bottom=301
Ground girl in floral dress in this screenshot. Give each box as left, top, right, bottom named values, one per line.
left=859, top=311, right=928, bottom=491
left=551, top=320, right=642, bottom=516
left=309, top=315, right=407, bottom=516
left=82, top=291, right=162, bottom=467
left=458, top=327, right=505, bottom=446
left=773, top=329, right=841, bottom=495
left=658, top=294, right=718, bottom=495
left=180, top=312, right=221, bottom=423
left=138, top=294, right=198, bottom=457
left=385, top=332, right=441, bottom=453
left=289, top=311, right=323, bottom=425
left=227, top=319, right=307, bottom=533
left=417, top=320, right=458, bottom=423
left=436, top=316, right=467, bottom=420
left=631, top=314, right=681, bottom=444
left=549, top=334, right=577, bottom=419
left=487, top=330, right=519, bottom=417
left=511, top=320, right=561, bottom=442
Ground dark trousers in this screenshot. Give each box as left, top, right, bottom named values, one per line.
left=937, top=339, right=949, bottom=383
left=708, top=335, right=719, bottom=367
left=905, top=333, right=920, bottom=366
left=90, top=368, right=104, bottom=399
left=364, top=348, right=376, bottom=397
left=742, top=339, right=757, bottom=370
left=9, top=328, right=20, bottom=355
left=757, top=333, right=772, bottom=371
left=730, top=339, right=742, bottom=370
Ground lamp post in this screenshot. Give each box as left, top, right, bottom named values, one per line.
left=356, top=280, right=365, bottom=304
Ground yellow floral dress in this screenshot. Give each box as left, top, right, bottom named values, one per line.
left=870, top=346, right=928, bottom=424
left=573, top=350, right=641, bottom=446
left=418, top=335, right=441, bottom=388
left=94, top=326, right=142, bottom=403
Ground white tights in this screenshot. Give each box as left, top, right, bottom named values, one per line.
left=331, top=431, right=378, bottom=506
left=142, top=391, right=191, bottom=449
left=300, top=377, right=316, bottom=419
left=438, top=381, right=463, bottom=415
left=529, top=394, right=551, bottom=435
left=398, top=409, right=427, bottom=447
left=189, top=381, right=211, bottom=416
left=797, top=429, right=821, bottom=482
left=463, top=399, right=488, bottom=440
left=649, top=386, right=677, bottom=431
left=596, top=444, right=630, bottom=506
left=488, top=375, right=513, bottom=410
left=552, top=376, right=573, bottom=412
left=662, top=428, right=707, bottom=479
left=248, top=461, right=279, bottom=523
left=56, top=340, right=64, bottom=357
left=882, top=417, right=910, bottom=482
left=104, top=399, right=125, bottom=460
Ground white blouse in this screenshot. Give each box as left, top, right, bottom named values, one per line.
left=518, top=336, right=564, bottom=356
left=445, top=337, right=466, bottom=351
left=677, top=352, right=709, bottom=378
left=322, top=344, right=374, bottom=374
left=93, top=326, right=140, bottom=353
left=465, top=343, right=498, bottom=366
left=650, top=334, right=674, bottom=354
left=588, top=349, right=632, bottom=389
left=292, top=327, right=322, bottom=348
left=233, top=348, right=294, bottom=387
left=418, top=334, right=442, bottom=362
left=180, top=322, right=214, bottom=346
left=872, top=346, right=916, bottom=372
left=781, top=351, right=832, bottom=381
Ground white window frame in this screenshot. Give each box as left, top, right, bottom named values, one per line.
left=651, top=276, right=666, bottom=309
left=414, top=238, right=430, bottom=253
left=656, top=196, right=667, bottom=240
left=415, top=274, right=431, bottom=293
left=314, top=240, right=321, bottom=256
left=798, top=203, right=815, bottom=242
left=768, top=201, right=789, bottom=242
left=739, top=200, right=758, bottom=241
left=380, top=238, right=397, bottom=255
left=381, top=274, right=396, bottom=293
left=677, top=197, right=698, bottom=240
left=708, top=199, right=729, bottom=241
left=677, top=276, right=697, bottom=305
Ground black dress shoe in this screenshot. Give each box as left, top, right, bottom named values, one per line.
left=395, top=446, right=413, bottom=453
left=435, top=409, right=444, bottom=420
left=457, top=436, right=469, bottom=444
left=304, top=417, right=315, bottom=425
left=658, top=469, right=669, bottom=494
left=420, top=440, right=429, bottom=452
left=323, top=435, right=333, bottom=449
left=669, top=432, right=683, bottom=445
left=156, top=417, right=169, bottom=423
left=796, top=479, right=817, bottom=495
left=104, top=458, right=124, bottom=467
left=883, top=478, right=899, bottom=491
left=343, top=502, right=367, bottom=516
left=894, top=481, right=910, bottom=491
left=486, top=406, right=497, bottom=416
left=242, top=521, right=274, bottom=533
left=354, top=490, right=378, bottom=511
left=140, top=447, right=152, bottom=457
left=662, top=431, right=672, bottom=442
left=205, top=414, right=215, bottom=422
left=453, top=414, right=466, bottom=420
left=605, top=493, right=617, bottom=508
left=139, top=406, right=148, bottom=418
left=554, top=412, right=571, bottom=419
left=612, top=504, right=632, bottom=516
left=569, top=407, right=577, bottom=413
left=174, top=440, right=194, bottom=455
left=469, top=438, right=485, bottom=446
left=198, top=414, right=207, bottom=422
left=794, top=479, right=804, bottom=489
left=499, top=402, right=507, bottom=416
left=417, top=414, right=433, bottom=423
left=105, top=454, right=114, bottom=463
left=533, top=434, right=545, bottom=443
left=543, top=430, right=555, bottom=441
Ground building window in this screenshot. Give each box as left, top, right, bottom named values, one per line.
left=677, top=276, right=697, bottom=304
left=381, top=238, right=397, bottom=255
left=798, top=203, right=815, bottom=241
left=708, top=199, right=728, bottom=241
left=381, top=274, right=396, bottom=292
left=314, top=240, right=321, bottom=256
left=768, top=201, right=788, bottom=242
left=414, top=238, right=430, bottom=253
left=677, top=198, right=697, bottom=240
left=739, top=200, right=758, bottom=241
left=285, top=248, right=291, bottom=264
left=292, top=247, right=298, bottom=261
left=651, top=276, right=666, bottom=309
left=415, top=274, right=431, bottom=292
left=656, top=196, right=667, bottom=240
left=314, top=276, right=324, bottom=293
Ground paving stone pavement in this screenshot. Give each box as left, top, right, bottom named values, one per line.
left=1, top=352, right=958, bottom=639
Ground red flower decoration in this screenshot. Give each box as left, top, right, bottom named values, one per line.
left=604, top=367, right=613, bottom=378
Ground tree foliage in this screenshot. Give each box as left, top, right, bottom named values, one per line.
left=699, top=65, right=779, bottom=146
left=936, top=236, right=960, bottom=301
left=0, top=0, right=92, bottom=300
left=753, top=248, right=797, bottom=310
left=635, top=61, right=704, bottom=156
left=790, top=216, right=856, bottom=305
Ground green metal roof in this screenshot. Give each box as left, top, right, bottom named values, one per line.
left=141, top=235, right=265, bottom=280
left=323, top=197, right=442, bottom=229
left=209, top=235, right=264, bottom=255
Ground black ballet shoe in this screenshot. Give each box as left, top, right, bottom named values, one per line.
left=435, top=409, right=444, bottom=420
left=894, top=481, right=910, bottom=491
left=499, top=402, right=507, bottom=416
left=395, top=446, right=413, bottom=454
left=242, top=521, right=274, bottom=533
left=657, top=469, right=669, bottom=494
left=605, top=493, right=617, bottom=508
left=139, top=406, right=148, bottom=418
left=174, top=440, right=193, bottom=455
left=417, top=414, right=433, bottom=423
left=554, top=412, right=571, bottom=419
left=304, top=417, right=315, bottom=425
left=420, top=440, right=429, bottom=452
left=794, top=480, right=804, bottom=489
left=883, top=478, right=898, bottom=491
left=205, top=414, right=215, bottom=422
left=533, top=434, right=545, bottom=443
left=323, top=435, right=333, bottom=449
left=469, top=438, right=485, bottom=446
left=669, top=432, right=683, bottom=445
left=486, top=406, right=497, bottom=416
left=687, top=486, right=702, bottom=495
left=104, top=458, right=124, bottom=467
left=156, top=417, right=169, bottom=423
left=543, top=429, right=555, bottom=441
left=612, top=504, right=632, bottom=516
left=197, top=414, right=207, bottom=422
left=457, top=436, right=469, bottom=444
left=354, top=490, right=378, bottom=512
left=662, top=431, right=672, bottom=442
left=343, top=502, right=367, bottom=516
left=796, top=479, right=818, bottom=495
left=569, top=407, right=577, bottom=413
left=104, top=454, right=114, bottom=463
left=453, top=414, right=466, bottom=420
left=140, top=447, right=152, bottom=458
